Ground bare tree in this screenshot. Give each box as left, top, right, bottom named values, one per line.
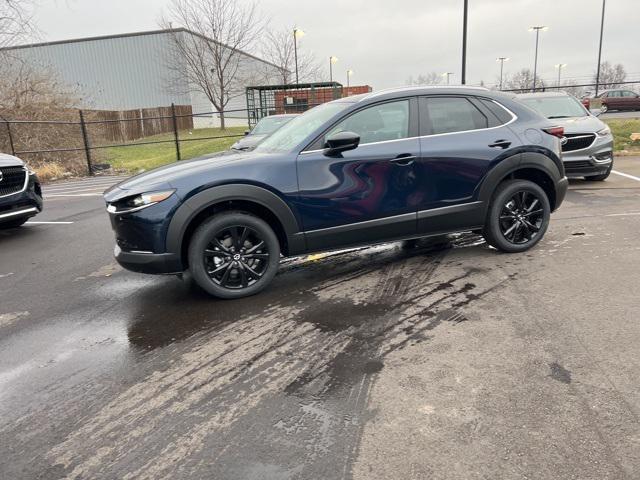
left=260, top=26, right=321, bottom=84
left=504, top=68, right=544, bottom=92
left=161, top=0, right=263, bottom=129
left=0, top=0, right=36, bottom=48
left=594, top=61, right=626, bottom=88
left=406, top=72, right=442, bottom=86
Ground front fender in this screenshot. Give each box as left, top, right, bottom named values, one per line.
left=165, top=184, right=302, bottom=254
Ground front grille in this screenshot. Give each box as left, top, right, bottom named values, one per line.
left=562, top=133, right=596, bottom=152
left=0, top=167, right=27, bottom=197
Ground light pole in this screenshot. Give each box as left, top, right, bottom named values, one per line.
left=496, top=57, right=509, bottom=90
left=293, top=28, right=304, bottom=85
left=346, top=69, right=353, bottom=89
left=329, top=56, right=338, bottom=83
left=529, top=25, right=548, bottom=91
left=595, top=0, right=606, bottom=96
left=442, top=72, right=454, bottom=85
left=461, top=0, right=468, bottom=84
left=555, top=63, right=567, bottom=88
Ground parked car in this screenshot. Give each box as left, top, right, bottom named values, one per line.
left=104, top=86, right=568, bottom=299
left=582, top=89, right=640, bottom=113
left=518, top=92, right=614, bottom=181
left=231, top=114, right=298, bottom=151
left=0, top=153, right=43, bottom=228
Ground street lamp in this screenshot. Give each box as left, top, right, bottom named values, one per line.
left=347, top=69, right=353, bottom=89
left=293, top=28, right=305, bottom=85
left=555, top=63, right=567, bottom=88
left=442, top=72, right=454, bottom=85
left=529, top=25, right=548, bottom=91
left=329, top=56, right=338, bottom=83
left=496, top=57, right=509, bottom=90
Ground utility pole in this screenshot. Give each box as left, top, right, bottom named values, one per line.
left=496, top=57, right=509, bottom=90
left=461, top=0, right=468, bottom=84
left=595, top=0, right=606, bottom=96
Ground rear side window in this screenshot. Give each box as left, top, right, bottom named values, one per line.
left=478, top=99, right=513, bottom=124
left=420, top=97, right=488, bottom=135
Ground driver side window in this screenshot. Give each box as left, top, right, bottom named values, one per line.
left=326, top=100, right=409, bottom=145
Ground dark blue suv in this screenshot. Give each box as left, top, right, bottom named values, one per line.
left=104, top=87, right=568, bottom=299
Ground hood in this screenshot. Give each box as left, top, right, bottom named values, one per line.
left=0, top=153, right=24, bottom=168
left=231, top=134, right=268, bottom=151
left=550, top=115, right=606, bottom=134
left=103, top=149, right=276, bottom=202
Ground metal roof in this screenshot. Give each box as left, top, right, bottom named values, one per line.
left=0, top=28, right=281, bottom=70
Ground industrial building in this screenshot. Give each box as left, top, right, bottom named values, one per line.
left=2, top=28, right=281, bottom=126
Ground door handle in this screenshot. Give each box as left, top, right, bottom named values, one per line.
left=488, top=140, right=511, bottom=149
left=390, top=154, right=416, bottom=166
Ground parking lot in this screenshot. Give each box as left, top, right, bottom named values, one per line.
left=1, top=158, right=640, bottom=479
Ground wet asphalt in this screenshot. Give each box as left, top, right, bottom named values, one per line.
left=1, top=159, right=640, bottom=480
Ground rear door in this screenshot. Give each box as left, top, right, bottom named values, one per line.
left=622, top=90, right=640, bottom=110
left=414, top=95, right=521, bottom=234
left=296, top=98, right=420, bottom=250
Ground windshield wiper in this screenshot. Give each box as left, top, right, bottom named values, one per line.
left=547, top=115, right=572, bottom=119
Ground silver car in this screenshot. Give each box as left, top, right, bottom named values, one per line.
left=231, top=114, right=298, bottom=151
left=518, top=92, right=614, bottom=181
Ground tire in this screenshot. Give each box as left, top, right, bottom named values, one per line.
left=188, top=211, right=280, bottom=299
left=482, top=179, right=551, bottom=253
left=600, top=103, right=608, bottom=113
left=0, top=216, right=29, bottom=229
left=585, top=165, right=612, bottom=181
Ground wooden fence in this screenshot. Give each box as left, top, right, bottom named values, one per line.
left=86, top=105, right=193, bottom=143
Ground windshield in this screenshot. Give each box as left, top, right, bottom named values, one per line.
left=255, top=102, right=351, bottom=153
left=520, top=96, right=588, bottom=118
left=251, top=116, right=294, bottom=135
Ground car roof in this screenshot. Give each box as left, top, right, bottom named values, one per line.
left=331, top=85, right=508, bottom=106
left=516, top=91, right=571, bottom=99
left=261, top=113, right=299, bottom=119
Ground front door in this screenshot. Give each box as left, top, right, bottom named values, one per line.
left=414, top=95, right=522, bottom=234
left=296, top=98, right=420, bottom=251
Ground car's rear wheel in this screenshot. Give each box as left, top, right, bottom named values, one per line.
left=188, top=212, right=280, bottom=299
left=600, top=103, right=608, bottom=113
left=0, top=217, right=29, bottom=229
left=483, top=180, right=551, bottom=253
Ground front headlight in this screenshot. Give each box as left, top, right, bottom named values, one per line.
left=596, top=125, right=611, bottom=137
left=107, top=189, right=175, bottom=214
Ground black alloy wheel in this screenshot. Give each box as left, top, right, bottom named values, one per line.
left=204, top=225, right=270, bottom=289
left=188, top=212, right=280, bottom=299
left=483, top=179, right=551, bottom=253
left=498, top=191, right=545, bottom=245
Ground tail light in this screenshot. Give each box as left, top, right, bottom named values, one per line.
left=543, top=126, right=565, bottom=138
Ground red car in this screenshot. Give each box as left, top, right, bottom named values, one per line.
left=582, top=89, right=640, bottom=113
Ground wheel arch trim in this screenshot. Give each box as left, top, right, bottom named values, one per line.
left=476, top=152, right=562, bottom=206
left=165, top=184, right=301, bottom=254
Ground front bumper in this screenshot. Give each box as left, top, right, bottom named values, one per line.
left=562, top=133, right=613, bottom=178
left=114, top=245, right=183, bottom=274
left=106, top=191, right=185, bottom=274
left=0, top=172, right=43, bottom=224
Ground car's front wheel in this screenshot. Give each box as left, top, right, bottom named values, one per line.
left=188, top=211, right=280, bottom=299
left=483, top=179, right=551, bottom=253
left=0, top=217, right=29, bottom=229
left=600, top=103, right=608, bottom=113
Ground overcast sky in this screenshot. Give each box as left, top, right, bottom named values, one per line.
left=34, top=0, right=639, bottom=89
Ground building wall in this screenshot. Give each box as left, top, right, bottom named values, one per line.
left=6, top=30, right=281, bottom=128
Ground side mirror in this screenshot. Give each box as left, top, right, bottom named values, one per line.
left=244, top=130, right=250, bottom=136
left=324, top=131, right=360, bottom=156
